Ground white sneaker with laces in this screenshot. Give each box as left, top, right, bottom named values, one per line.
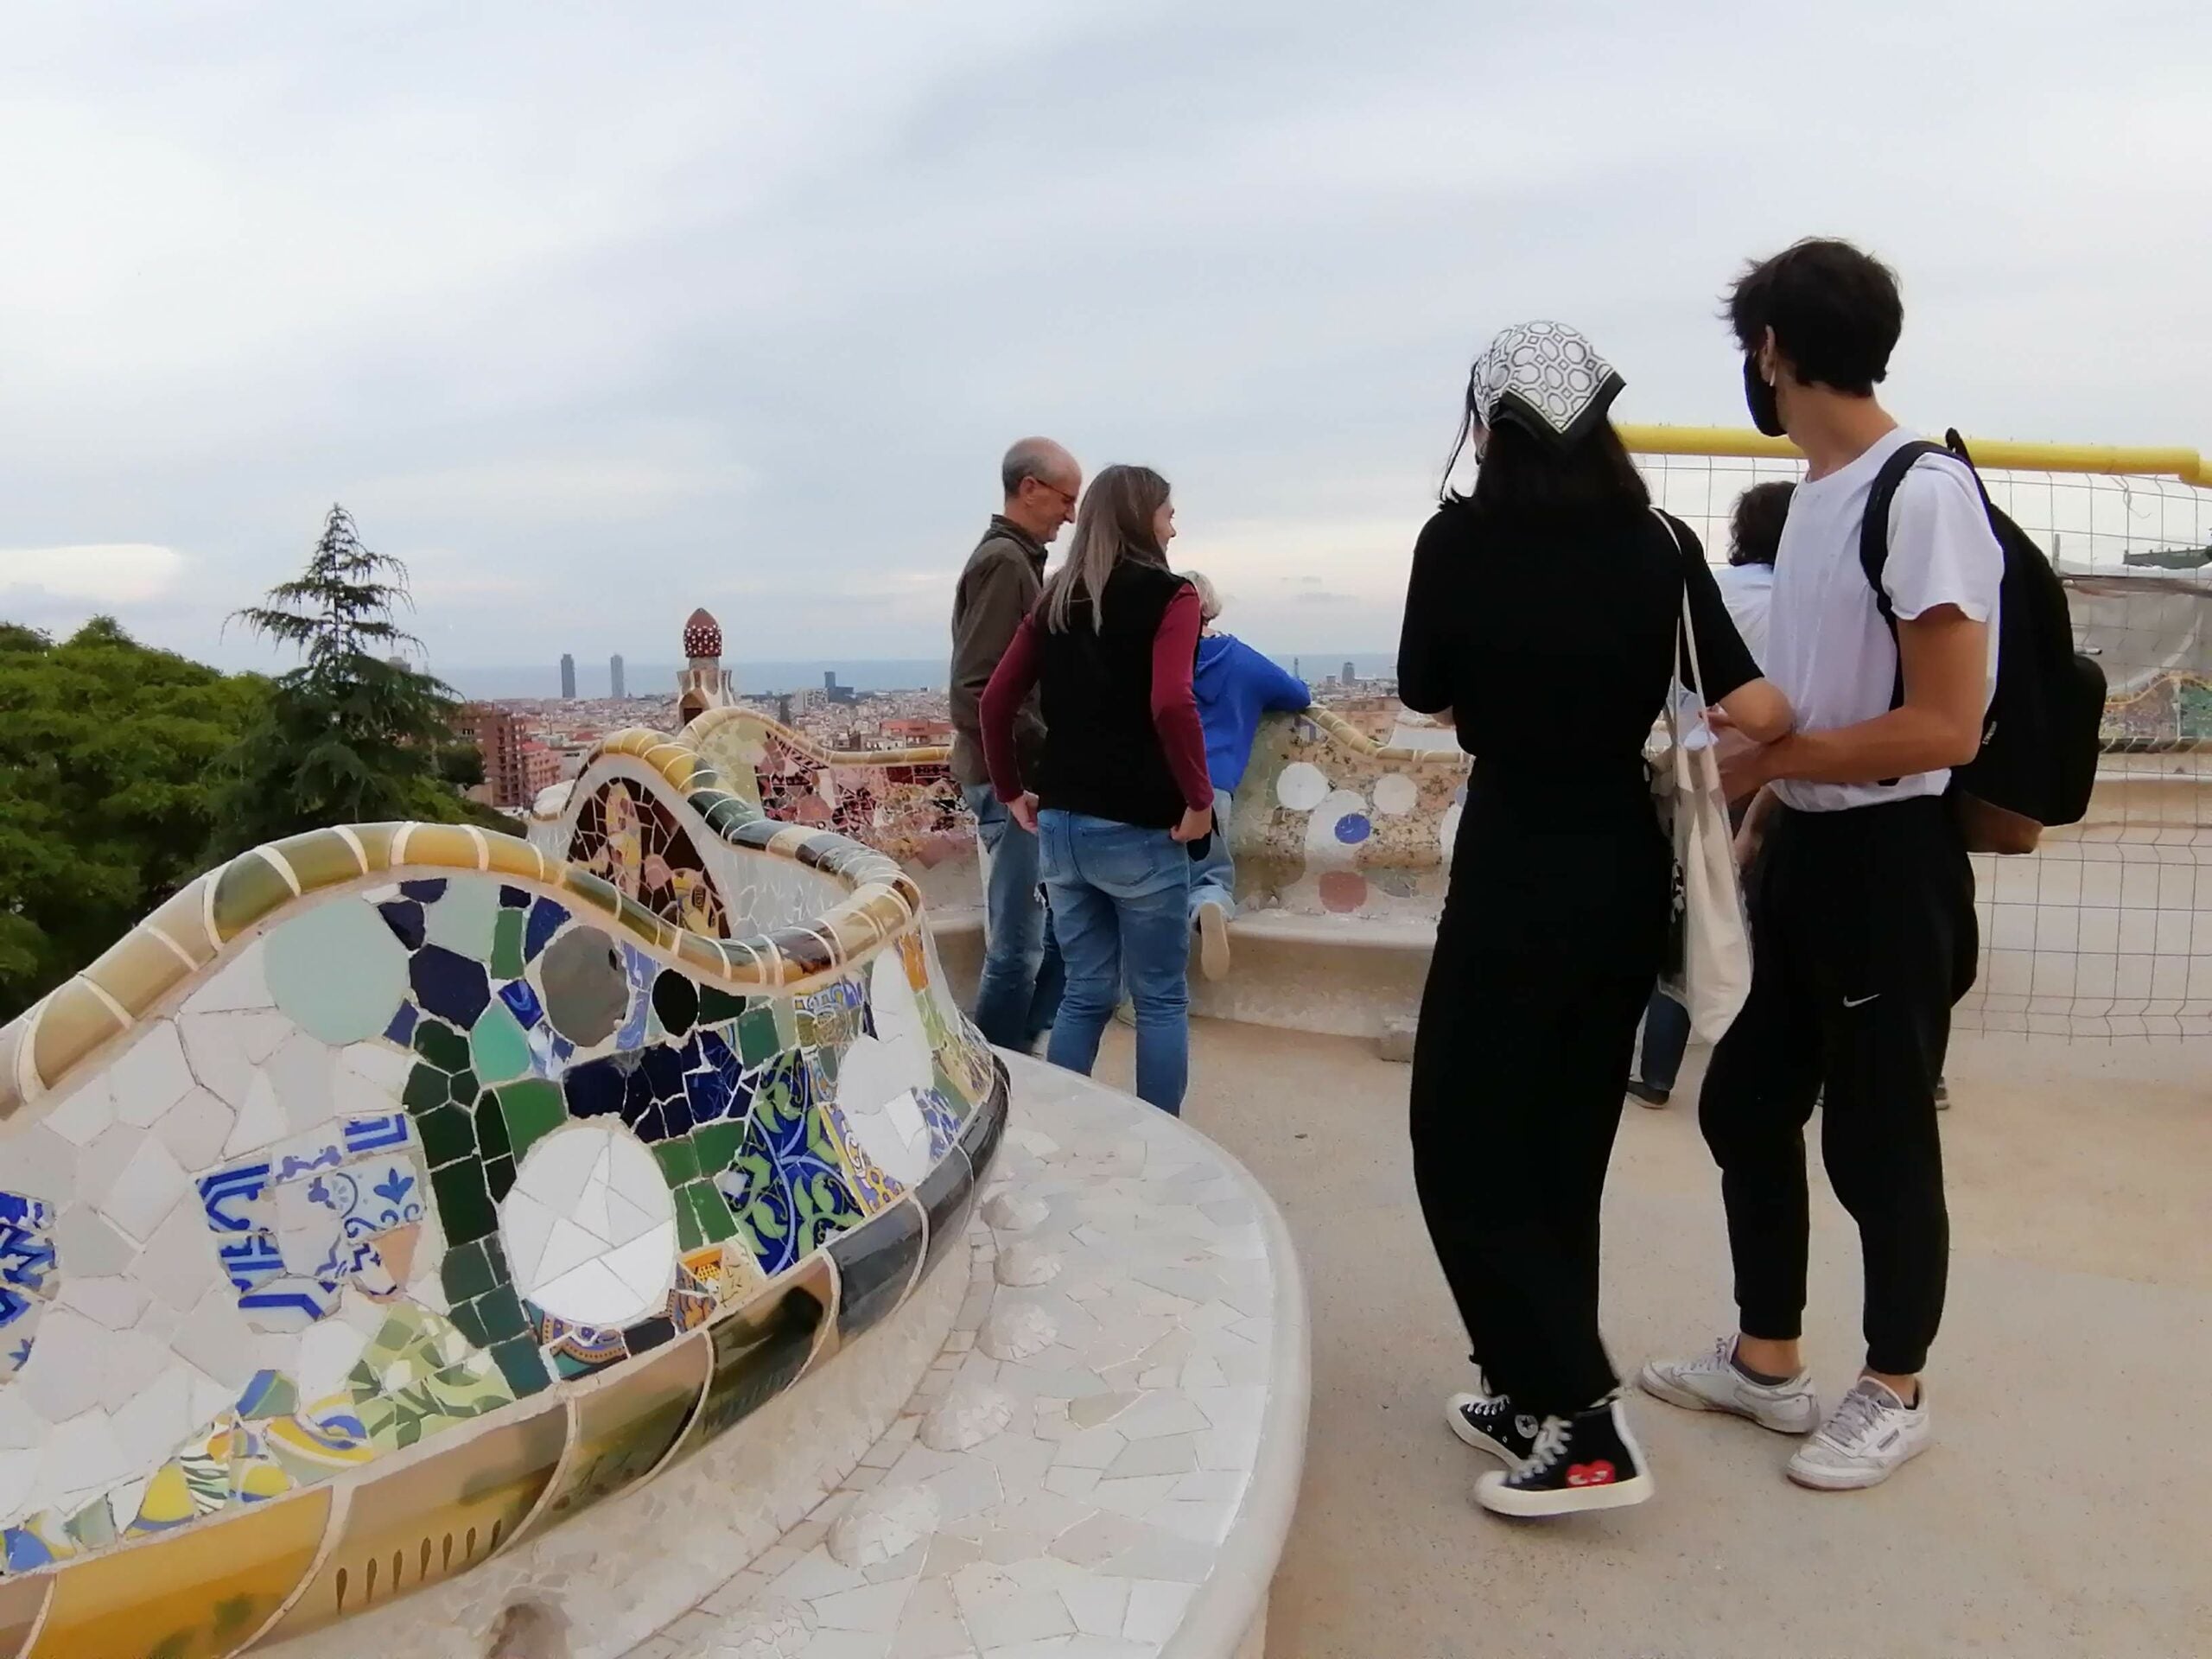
left=1786, top=1376, right=1931, bottom=1490
left=1638, top=1336, right=1822, bottom=1434
left=1196, top=900, right=1231, bottom=981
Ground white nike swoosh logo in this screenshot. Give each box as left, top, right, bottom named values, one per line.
left=1842, top=994, right=1880, bottom=1008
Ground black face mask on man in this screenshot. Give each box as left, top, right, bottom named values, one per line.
left=1743, top=355, right=1785, bottom=438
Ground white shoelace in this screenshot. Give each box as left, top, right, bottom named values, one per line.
left=1817, top=1383, right=1893, bottom=1451
left=1520, top=1417, right=1572, bottom=1477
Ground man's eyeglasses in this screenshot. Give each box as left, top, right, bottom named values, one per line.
left=1026, top=478, right=1078, bottom=510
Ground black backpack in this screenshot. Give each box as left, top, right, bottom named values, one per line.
left=1859, top=430, right=2105, bottom=849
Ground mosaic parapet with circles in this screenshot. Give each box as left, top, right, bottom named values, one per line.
left=0, top=738, right=1005, bottom=1657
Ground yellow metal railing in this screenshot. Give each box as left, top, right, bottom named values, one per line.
left=1618, top=424, right=2212, bottom=487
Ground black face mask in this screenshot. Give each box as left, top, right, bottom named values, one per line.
left=1743, top=355, right=1785, bottom=437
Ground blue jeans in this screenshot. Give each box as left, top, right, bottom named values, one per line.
left=1186, top=788, right=1236, bottom=922
left=1038, top=810, right=1192, bottom=1114
left=1636, top=988, right=1691, bottom=1093
left=963, top=785, right=1065, bottom=1050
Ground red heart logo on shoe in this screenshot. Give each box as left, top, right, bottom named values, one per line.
left=1566, top=1461, right=1617, bottom=1486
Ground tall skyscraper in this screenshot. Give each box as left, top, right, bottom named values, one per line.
left=1342, top=661, right=1357, bottom=686
left=559, top=653, right=576, bottom=700
left=610, top=654, right=626, bottom=699
left=823, top=670, right=838, bottom=693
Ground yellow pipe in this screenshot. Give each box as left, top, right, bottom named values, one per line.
left=1618, top=424, right=2212, bottom=487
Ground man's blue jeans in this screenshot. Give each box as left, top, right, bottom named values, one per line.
left=963, top=784, right=1065, bottom=1050
left=1186, top=788, right=1236, bottom=922
left=1038, top=809, right=1192, bottom=1115
left=1636, top=988, right=1691, bottom=1093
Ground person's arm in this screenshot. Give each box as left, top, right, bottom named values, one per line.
left=1395, top=513, right=1456, bottom=715
left=955, top=546, right=1045, bottom=751
left=1675, top=520, right=1793, bottom=744
left=1151, top=586, right=1215, bottom=838
left=1255, top=647, right=1312, bottom=714
left=979, top=614, right=1043, bottom=804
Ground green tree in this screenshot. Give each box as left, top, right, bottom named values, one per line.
left=207, top=505, right=498, bottom=855
left=0, top=617, right=268, bottom=1020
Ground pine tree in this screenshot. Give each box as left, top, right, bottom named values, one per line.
left=207, top=505, right=484, bottom=855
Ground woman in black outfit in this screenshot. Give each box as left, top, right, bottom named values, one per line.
left=1398, top=322, right=1791, bottom=1517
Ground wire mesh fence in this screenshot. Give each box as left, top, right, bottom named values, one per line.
left=1638, top=447, right=2212, bottom=1039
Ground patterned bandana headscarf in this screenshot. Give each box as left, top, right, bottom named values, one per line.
left=1466, top=321, right=1625, bottom=449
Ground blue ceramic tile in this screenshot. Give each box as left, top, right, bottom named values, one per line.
left=410, top=944, right=490, bottom=1027
left=400, top=878, right=448, bottom=903
left=378, top=899, right=427, bottom=950
left=385, top=1002, right=420, bottom=1046
left=524, top=896, right=569, bottom=962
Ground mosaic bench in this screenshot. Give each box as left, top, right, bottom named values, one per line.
left=0, top=733, right=1007, bottom=1656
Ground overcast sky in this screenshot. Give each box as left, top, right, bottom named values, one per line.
left=3, top=2, right=2207, bottom=676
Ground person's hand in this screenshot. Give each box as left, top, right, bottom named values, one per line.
left=1171, top=804, right=1213, bottom=843
left=1008, top=792, right=1039, bottom=834
left=1717, top=741, right=1774, bottom=805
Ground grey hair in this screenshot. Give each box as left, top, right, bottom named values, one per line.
left=1001, top=436, right=1071, bottom=499
left=1182, top=570, right=1221, bottom=623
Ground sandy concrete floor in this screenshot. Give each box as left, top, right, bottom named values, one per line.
left=1079, top=1020, right=2212, bottom=1659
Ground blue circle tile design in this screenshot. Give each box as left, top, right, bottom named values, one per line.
left=1334, top=813, right=1373, bottom=844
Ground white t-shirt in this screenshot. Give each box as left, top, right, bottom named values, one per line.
left=1766, top=427, right=2003, bottom=812
left=1712, top=563, right=1775, bottom=670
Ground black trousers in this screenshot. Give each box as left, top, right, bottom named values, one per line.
left=1699, top=794, right=1977, bottom=1376
left=1409, top=802, right=1667, bottom=1418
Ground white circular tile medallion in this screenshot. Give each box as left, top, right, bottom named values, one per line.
left=499, top=1122, right=677, bottom=1329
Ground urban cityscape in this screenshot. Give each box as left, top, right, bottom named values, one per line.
left=450, top=626, right=1407, bottom=810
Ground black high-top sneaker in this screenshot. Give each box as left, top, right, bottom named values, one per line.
left=1445, top=1377, right=1541, bottom=1469
left=1473, top=1396, right=1655, bottom=1516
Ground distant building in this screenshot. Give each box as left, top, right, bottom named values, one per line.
left=1342, top=661, right=1357, bottom=686
left=824, top=671, right=838, bottom=692
left=610, top=654, right=626, bottom=700
left=559, top=653, right=576, bottom=700
left=677, top=609, right=735, bottom=726
left=454, top=702, right=549, bottom=809
left=881, top=717, right=953, bottom=747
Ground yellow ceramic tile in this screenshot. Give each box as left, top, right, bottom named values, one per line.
left=80, top=930, right=194, bottom=1025
left=348, top=822, right=403, bottom=872
left=208, top=852, right=296, bottom=942
left=480, top=834, right=548, bottom=882
left=392, top=823, right=480, bottom=875
left=668, top=1255, right=835, bottom=1464
left=24, top=1485, right=330, bottom=1659
left=28, top=980, right=126, bottom=1100
left=258, top=1401, right=568, bottom=1644
left=141, top=879, right=219, bottom=965
left=0, top=1573, right=48, bottom=1659
left=268, top=829, right=368, bottom=895
left=512, top=1332, right=710, bottom=1544
left=0, top=1023, right=22, bottom=1123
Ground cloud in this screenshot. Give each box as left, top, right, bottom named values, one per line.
left=0, top=543, right=188, bottom=603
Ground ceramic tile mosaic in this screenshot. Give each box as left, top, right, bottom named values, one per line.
left=0, top=715, right=1006, bottom=1653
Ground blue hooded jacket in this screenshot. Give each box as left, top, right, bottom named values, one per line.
left=1193, top=633, right=1313, bottom=793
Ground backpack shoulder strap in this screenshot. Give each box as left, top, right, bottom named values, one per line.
left=1857, top=438, right=1950, bottom=625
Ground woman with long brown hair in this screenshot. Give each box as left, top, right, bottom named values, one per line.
left=979, top=465, right=1214, bottom=1113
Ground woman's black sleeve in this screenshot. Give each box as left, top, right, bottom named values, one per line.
left=1672, top=516, right=1759, bottom=701
left=1396, top=512, right=1459, bottom=715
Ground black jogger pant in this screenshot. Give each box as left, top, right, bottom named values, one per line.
left=1699, top=794, right=1977, bottom=1376
left=1411, top=934, right=1656, bottom=1418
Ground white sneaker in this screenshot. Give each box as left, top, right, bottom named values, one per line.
left=1196, top=900, right=1231, bottom=981
left=1638, top=1336, right=1822, bottom=1435
left=1786, top=1376, right=1931, bottom=1491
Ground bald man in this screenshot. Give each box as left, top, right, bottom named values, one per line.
left=949, top=437, right=1081, bottom=1050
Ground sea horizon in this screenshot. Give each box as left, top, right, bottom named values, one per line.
left=442, top=652, right=1400, bottom=702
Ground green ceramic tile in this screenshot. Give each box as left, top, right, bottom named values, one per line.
left=691, top=1120, right=744, bottom=1178
left=448, top=1297, right=493, bottom=1349
left=491, top=909, right=526, bottom=981
left=423, top=876, right=499, bottom=959
left=690, top=1181, right=740, bottom=1244
left=771, top=995, right=798, bottom=1047
left=210, top=851, right=296, bottom=940
left=264, top=897, right=410, bottom=1044
left=698, top=986, right=748, bottom=1026
left=493, top=1337, right=551, bottom=1396
left=474, top=1096, right=512, bottom=1161
left=499, top=1081, right=567, bottom=1160
left=654, top=1139, right=700, bottom=1185
left=736, top=1005, right=780, bottom=1065
left=469, top=1000, right=531, bottom=1085
left=403, top=1062, right=449, bottom=1114
left=448, top=1066, right=480, bottom=1108
left=485, top=1154, right=517, bottom=1202
left=416, top=1103, right=477, bottom=1168
left=441, top=1238, right=496, bottom=1302
left=476, top=1282, right=530, bottom=1342
left=675, top=1193, right=704, bottom=1252
left=431, top=1159, right=494, bottom=1244
left=413, top=1018, right=469, bottom=1071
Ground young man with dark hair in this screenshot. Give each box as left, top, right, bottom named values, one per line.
left=1641, top=238, right=2001, bottom=1491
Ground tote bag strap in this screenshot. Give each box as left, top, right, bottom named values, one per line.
left=1649, top=507, right=1713, bottom=716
